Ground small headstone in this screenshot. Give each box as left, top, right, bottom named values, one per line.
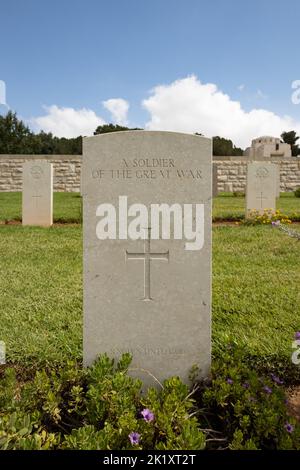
left=224, top=182, right=233, bottom=193
left=276, top=164, right=281, bottom=198
left=22, top=161, right=53, bottom=226
left=246, top=162, right=277, bottom=216
left=82, top=131, right=212, bottom=387
left=213, top=162, right=218, bottom=197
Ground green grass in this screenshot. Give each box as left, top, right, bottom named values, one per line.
left=0, top=226, right=82, bottom=365
left=213, top=192, right=300, bottom=221
left=0, top=224, right=299, bottom=369
left=1, top=192, right=299, bottom=223
left=0, top=192, right=82, bottom=223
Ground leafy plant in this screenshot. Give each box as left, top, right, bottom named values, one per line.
left=201, top=345, right=300, bottom=450
left=244, top=209, right=292, bottom=225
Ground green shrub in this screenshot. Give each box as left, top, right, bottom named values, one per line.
left=201, top=345, right=300, bottom=450
left=0, top=355, right=206, bottom=450
left=0, top=350, right=299, bottom=450
left=295, top=188, right=300, bottom=198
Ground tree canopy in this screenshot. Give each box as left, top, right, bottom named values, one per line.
left=212, top=136, right=244, bottom=156
left=94, top=123, right=142, bottom=135
left=0, top=111, right=82, bottom=154
left=281, top=131, right=300, bottom=156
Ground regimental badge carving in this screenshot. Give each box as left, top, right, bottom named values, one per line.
left=30, top=165, right=43, bottom=179
left=255, top=166, right=269, bottom=178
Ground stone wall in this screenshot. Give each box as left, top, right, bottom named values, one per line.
left=213, top=156, right=300, bottom=193
left=0, top=154, right=299, bottom=193
left=0, top=155, right=81, bottom=192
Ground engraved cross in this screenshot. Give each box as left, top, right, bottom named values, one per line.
left=126, top=228, right=169, bottom=301
left=32, top=194, right=42, bottom=207
left=256, top=192, right=267, bottom=208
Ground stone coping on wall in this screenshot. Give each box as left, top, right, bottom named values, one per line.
left=0, top=154, right=299, bottom=162
left=0, top=154, right=82, bottom=160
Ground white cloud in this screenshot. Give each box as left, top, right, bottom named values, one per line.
left=142, top=75, right=300, bottom=148
left=238, top=84, right=245, bottom=91
left=31, top=105, right=106, bottom=137
left=102, top=98, right=129, bottom=126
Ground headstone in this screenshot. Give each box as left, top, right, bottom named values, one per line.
left=82, top=131, right=212, bottom=387
left=213, top=162, right=218, bottom=197
left=22, top=161, right=53, bottom=226
left=224, top=182, right=233, bottom=193
left=246, top=162, right=277, bottom=216
left=276, top=164, right=281, bottom=198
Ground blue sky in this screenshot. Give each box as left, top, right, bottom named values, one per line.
left=1, top=0, right=300, bottom=147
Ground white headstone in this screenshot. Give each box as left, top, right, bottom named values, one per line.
left=213, top=162, right=218, bottom=197
left=82, top=131, right=212, bottom=387
left=246, top=162, right=277, bottom=216
left=22, top=161, right=53, bottom=226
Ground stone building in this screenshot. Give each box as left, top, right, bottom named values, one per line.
left=244, top=136, right=291, bottom=159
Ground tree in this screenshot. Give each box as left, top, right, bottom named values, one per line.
left=94, top=123, right=142, bottom=135
left=212, top=136, right=243, bottom=156
left=0, top=111, right=36, bottom=153
left=0, top=112, right=82, bottom=154
left=281, top=131, right=300, bottom=156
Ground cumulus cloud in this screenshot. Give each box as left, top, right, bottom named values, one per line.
left=31, top=105, right=106, bottom=137
left=102, top=98, right=129, bottom=125
left=142, top=75, right=300, bottom=148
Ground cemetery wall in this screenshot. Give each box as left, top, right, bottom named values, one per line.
left=213, top=157, right=300, bottom=193
left=0, top=155, right=81, bottom=192
left=0, top=154, right=299, bottom=193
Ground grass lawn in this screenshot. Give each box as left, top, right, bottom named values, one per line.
left=0, top=191, right=299, bottom=223
left=0, top=192, right=82, bottom=223
left=213, top=192, right=300, bottom=221
left=0, top=224, right=299, bottom=371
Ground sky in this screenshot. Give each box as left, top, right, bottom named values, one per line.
left=1, top=0, right=300, bottom=148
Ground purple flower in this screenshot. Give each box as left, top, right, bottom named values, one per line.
left=272, top=220, right=280, bottom=226
left=242, top=382, right=250, bottom=389
left=226, top=378, right=233, bottom=385
left=129, top=432, right=141, bottom=446
left=295, top=331, right=300, bottom=340
left=284, top=422, right=294, bottom=434
left=270, top=373, right=284, bottom=385
left=141, top=408, right=155, bottom=422
left=248, top=396, right=256, bottom=402
left=263, top=386, right=272, bottom=394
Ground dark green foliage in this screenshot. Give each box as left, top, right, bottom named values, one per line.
left=0, top=112, right=81, bottom=155
left=212, top=136, right=244, bottom=156
left=281, top=131, right=300, bottom=156
left=94, top=123, right=142, bottom=135
left=295, top=188, right=300, bottom=198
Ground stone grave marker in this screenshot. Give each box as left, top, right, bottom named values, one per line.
left=22, top=160, right=53, bottom=226
left=213, top=162, right=218, bottom=197
left=82, top=131, right=212, bottom=387
left=246, top=162, right=277, bottom=216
